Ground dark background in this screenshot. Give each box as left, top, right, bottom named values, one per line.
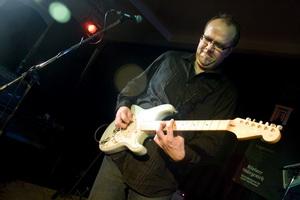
left=0, top=1, right=299, bottom=199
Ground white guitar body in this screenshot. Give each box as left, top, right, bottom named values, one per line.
left=100, top=104, right=177, bottom=155
left=99, top=104, right=282, bottom=156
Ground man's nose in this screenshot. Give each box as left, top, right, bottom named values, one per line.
left=204, top=42, right=215, bottom=52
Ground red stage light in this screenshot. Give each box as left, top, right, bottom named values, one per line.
left=87, top=23, right=98, bottom=34
left=83, top=21, right=100, bottom=35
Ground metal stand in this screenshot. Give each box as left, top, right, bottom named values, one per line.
left=0, top=11, right=125, bottom=136
left=282, top=163, right=300, bottom=200
left=51, top=122, right=109, bottom=199
left=51, top=152, right=103, bottom=199
left=0, top=70, right=37, bottom=136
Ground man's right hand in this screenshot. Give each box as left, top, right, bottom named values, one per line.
left=115, top=106, right=133, bottom=129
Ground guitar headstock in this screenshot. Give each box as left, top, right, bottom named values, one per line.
left=228, top=118, right=282, bottom=143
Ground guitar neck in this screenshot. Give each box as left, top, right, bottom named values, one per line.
left=139, top=120, right=230, bottom=131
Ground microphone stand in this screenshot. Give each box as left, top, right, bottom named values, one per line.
left=0, top=17, right=124, bottom=136
left=16, top=22, right=53, bottom=75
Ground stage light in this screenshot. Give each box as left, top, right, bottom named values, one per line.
left=83, top=21, right=102, bottom=35
left=48, top=2, right=71, bottom=23
left=85, top=22, right=98, bottom=35
left=114, top=64, right=145, bottom=93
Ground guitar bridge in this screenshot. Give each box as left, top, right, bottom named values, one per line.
left=100, top=128, right=120, bottom=145
left=100, top=137, right=110, bottom=144
left=113, top=128, right=121, bottom=134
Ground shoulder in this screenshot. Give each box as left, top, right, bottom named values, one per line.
left=159, top=50, right=194, bottom=60
left=162, top=50, right=194, bottom=58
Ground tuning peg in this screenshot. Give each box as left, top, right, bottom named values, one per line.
left=252, top=119, right=256, bottom=122
left=270, top=123, right=276, bottom=127
left=246, top=117, right=251, bottom=121
left=259, top=120, right=263, bottom=124
left=277, top=125, right=283, bottom=130
left=265, top=122, right=269, bottom=126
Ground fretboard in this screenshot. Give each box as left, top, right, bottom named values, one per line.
left=139, top=120, right=230, bottom=131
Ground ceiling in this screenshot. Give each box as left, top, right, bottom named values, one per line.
left=4, top=0, right=300, bottom=56
left=81, top=0, right=300, bottom=55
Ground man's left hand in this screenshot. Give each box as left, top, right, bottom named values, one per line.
left=154, top=119, right=185, bottom=161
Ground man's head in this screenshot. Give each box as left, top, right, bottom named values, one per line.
left=196, top=14, right=240, bottom=71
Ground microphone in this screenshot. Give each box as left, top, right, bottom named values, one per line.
left=116, top=11, right=143, bottom=23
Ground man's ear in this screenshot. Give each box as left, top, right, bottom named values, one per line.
left=223, top=47, right=233, bottom=57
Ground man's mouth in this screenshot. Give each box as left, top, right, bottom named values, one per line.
left=199, top=53, right=216, bottom=66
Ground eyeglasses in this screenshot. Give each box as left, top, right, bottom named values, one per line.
left=201, top=35, right=232, bottom=52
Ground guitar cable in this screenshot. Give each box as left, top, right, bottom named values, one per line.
left=93, top=123, right=108, bottom=143
left=51, top=123, right=109, bottom=200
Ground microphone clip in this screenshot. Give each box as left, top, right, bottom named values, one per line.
left=112, top=10, right=142, bottom=24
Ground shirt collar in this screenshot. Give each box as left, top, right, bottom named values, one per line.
left=182, top=53, right=223, bottom=79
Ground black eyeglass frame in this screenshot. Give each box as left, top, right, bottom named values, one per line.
left=201, top=35, right=233, bottom=52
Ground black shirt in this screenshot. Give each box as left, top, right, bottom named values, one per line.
left=111, top=51, right=238, bottom=197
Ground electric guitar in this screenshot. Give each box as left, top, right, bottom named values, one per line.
left=99, top=104, right=282, bottom=156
